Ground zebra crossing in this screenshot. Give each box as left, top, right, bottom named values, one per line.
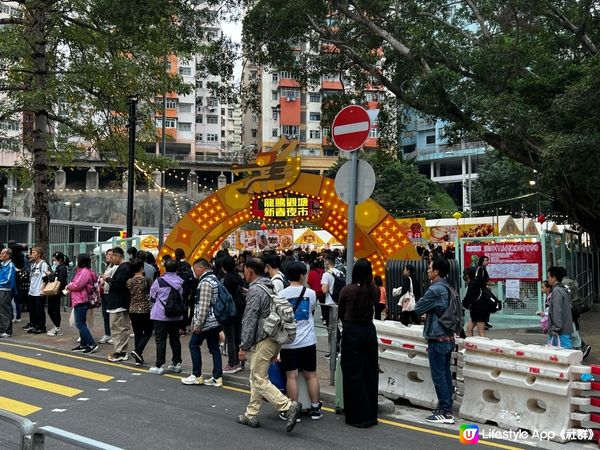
left=0, top=342, right=117, bottom=416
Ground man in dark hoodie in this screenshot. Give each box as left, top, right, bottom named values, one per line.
left=237, top=257, right=300, bottom=432
left=104, top=247, right=133, bottom=362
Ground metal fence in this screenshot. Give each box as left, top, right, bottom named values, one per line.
left=0, top=409, right=122, bottom=450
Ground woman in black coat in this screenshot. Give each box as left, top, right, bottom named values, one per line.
left=398, top=264, right=421, bottom=325
left=46, top=252, right=69, bottom=336
left=462, top=268, right=488, bottom=337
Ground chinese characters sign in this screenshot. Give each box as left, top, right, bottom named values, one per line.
left=463, top=242, right=542, bottom=281
left=251, top=194, right=320, bottom=223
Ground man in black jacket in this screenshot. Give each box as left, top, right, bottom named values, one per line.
left=104, top=247, right=133, bottom=362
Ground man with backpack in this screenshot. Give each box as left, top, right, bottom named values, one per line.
left=237, top=257, right=300, bottom=432
left=414, top=257, right=462, bottom=425
left=175, top=248, right=198, bottom=336
left=181, top=258, right=223, bottom=387
left=320, top=256, right=343, bottom=359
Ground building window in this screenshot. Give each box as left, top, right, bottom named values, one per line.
left=323, top=148, right=339, bottom=157
left=156, top=98, right=177, bottom=109
left=280, top=89, right=299, bottom=99
left=309, top=93, right=321, bottom=102
left=179, top=67, right=191, bottom=76
left=0, top=120, right=20, bottom=131
left=282, top=125, right=299, bottom=137
left=369, top=128, right=380, bottom=138
left=426, top=134, right=436, bottom=144
left=196, top=80, right=203, bottom=89
left=272, top=109, right=279, bottom=120
left=309, top=112, right=321, bottom=121
left=0, top=137, right=18, bottom=150
left=251, top=129, right=257, bottom=138
left=196, top=97, right=203, bottom=107
left=207, top=81, right=219, bottom=91
left=221, top=130, right=225, bottom=137
left=280, top=71, right=292, bottom=79
left=206, top=133, right=219, bottom=142
left=156, top=118, right=177, bottom=128
left=309, top=130, right=321, bottom=139
left=364, top=92, right=380, bottom=102
left=272, top=90, right=278, bottom=101
left=196, top=134, right=203, bottom=142
left=178, top=122, right=192, bottom=132
left=403, top=144, right=416, bottom=154
left=196, top=115, right=203, bottom=124
left=206, top=97, right=218, bottom=107
left=272, top=72, right=279, bottom=82
left=179, top=103, right=192, bottom=113
left=206, top=115, right=218, bottom=124
left=272, top=128, right=278, bottom=137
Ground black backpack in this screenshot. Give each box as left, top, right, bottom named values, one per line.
left=157, top=278, right=186, bottom=318
left=177, top=261, right=198, bottom=306
left=329, top=270, right=345, bottom=304
left=437, top=285, right=464, bottom=335
left=273, top=272, right=290, bottom=289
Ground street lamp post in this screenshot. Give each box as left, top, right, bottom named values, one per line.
left=64, top=201, right=80, bottom=244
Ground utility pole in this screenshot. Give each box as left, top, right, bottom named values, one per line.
left=158, top=91, right=167, bottom=249
left=126, top=97, right=138, bottom=240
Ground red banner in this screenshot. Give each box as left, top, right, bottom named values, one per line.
left=463, top=242, right=542, bottom=281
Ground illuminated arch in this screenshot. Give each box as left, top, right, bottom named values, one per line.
left=162, top=139, right=418, bottom=278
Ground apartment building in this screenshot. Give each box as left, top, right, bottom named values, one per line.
left=400, top=114, right=489, bottom=209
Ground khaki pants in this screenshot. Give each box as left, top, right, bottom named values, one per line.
left=109, top=311, right=130, bottom=354
left=245, top=337, right=292, bottom=418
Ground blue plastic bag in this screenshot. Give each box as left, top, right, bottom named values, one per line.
left=268, top=361, right=286, bottom=393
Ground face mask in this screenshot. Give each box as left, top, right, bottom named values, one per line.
left=51, top=262, right=58, bottom=271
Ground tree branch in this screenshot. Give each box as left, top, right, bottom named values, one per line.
left=464, top=0, right=491, bottom=39
left=545, top=3, right=599, bottom=55
left=419, top=11, right=481, bottom=44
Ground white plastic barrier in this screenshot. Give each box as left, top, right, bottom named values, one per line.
left=458, top=337, right=590, bottom=442
left=375, top=320, right=439, bottom=409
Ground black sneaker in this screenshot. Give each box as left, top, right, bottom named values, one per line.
left=310, top=402, right=323, bottom=420
left=82, top=344, right=98, bottom=354
left=71, top=345, right=86, bottom=352
left=279, top=412, right=301, bottom=423
left=131, top=350, right=144, bottom=365
left=32, top=328, right=47, bottom=334
left=583, top=344, right=592, bottom=359
left=426, top=411, right=454, bottom=424
left=22, top=323, right=33, bottom=330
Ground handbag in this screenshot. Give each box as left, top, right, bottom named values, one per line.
left=268, top=360, right=286, bottom=393
left=42, top=280, right=61, bottom=296
left=398, top=277, right=415, bottom=312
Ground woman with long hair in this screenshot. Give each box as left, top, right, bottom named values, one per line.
left=46, top=252, right=69, bottom=336
left=66, top=254, right=98, bottom=354
left=338, top=258, right=379, bottom=428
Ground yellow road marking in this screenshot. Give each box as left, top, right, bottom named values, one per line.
left=0, top=351, right=112, bottom=382
left=0, top=396, right=41, bottom=416
left=0, top=370, right=82, bottom=397
left=0, top=342, right=524, bottom=449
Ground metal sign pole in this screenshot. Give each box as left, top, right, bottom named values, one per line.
left=345, top=150, right=358, bottom=285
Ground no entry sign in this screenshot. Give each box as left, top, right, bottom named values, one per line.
left=331, top=105, right=371, bottom=152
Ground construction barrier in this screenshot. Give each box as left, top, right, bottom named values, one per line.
left=375, top=320, right=439, bottom=409
left=585, top=365, right=600, bottom=445
left=458, top=337, right=590, bottom=443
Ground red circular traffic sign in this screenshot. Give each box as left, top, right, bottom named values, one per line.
left=331, top=105, right=371, bottom=152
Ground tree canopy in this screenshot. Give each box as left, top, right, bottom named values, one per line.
left=242, top=0, right=600, bottom=246
left=324, top=152, right=457, bottom=218
left=0, top=0, right=236, bottom=251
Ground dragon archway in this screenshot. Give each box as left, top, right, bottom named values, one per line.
left=161, top=138, right=418, bottom=278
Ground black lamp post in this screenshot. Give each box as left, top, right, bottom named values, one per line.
left=65, top=201, right=80, bottom=243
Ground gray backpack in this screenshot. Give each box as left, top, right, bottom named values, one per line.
left=437, top=286, right=464, bottom=335
left=256, top=284, right=297, bottom=345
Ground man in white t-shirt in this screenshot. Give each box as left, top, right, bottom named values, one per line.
left=279, top=261, right=322, bottom=420
left=264, top=254, right=287, bottom=294
left=320, top=256, right=342, bottom=358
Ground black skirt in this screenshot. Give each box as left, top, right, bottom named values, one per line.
left=340, top=321, right=379, bottom=427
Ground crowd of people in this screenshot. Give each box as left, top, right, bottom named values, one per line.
left=0, top=241, right=592, bottom=432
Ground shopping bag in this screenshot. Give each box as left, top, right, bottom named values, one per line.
left=42, top=280, right=61, bottom=296
left=268, top=360, right=286, bottom=393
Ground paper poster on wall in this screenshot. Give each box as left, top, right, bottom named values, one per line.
left=505, top=279, right=521, bottom=299
left=463, top=242, right=542, bottom=281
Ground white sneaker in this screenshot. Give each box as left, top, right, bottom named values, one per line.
left=149, top=366, right=165, bottom=375
left=167, top=363, right=182, bottom=373
left=0, top=332, right=11, bottom=338
left=47, top=327, right=63, bottom=336
left=204, top=376, right=223, bottom=387
left=76, top=337, right=81, bottom=343
left=181, top=374, right=204, bottom=385
left=98, top=335, right=112, bottom=344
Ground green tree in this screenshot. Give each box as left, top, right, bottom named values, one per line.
left=0, top=0, right=235, bottom=251
left=471, top=150, right=552, bottom=216
left=242, top=0, right=600, bottom=246
left=324, top=152, right=456, bottom=218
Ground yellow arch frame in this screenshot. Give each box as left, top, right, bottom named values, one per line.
left=161, top=139, right=418, bottom=278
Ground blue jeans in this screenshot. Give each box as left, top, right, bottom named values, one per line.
left=428, top=340, right=455, bottom=414
left=189, top=327, right=222, bottom=378
left=547, top=333, right=573, bottom=349
left=74, top=303, right=95, bottom=347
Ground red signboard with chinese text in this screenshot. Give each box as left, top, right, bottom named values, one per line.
left=251, top=194, right=320, bottom=223
left=463, top=242, right=542, bottom=281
